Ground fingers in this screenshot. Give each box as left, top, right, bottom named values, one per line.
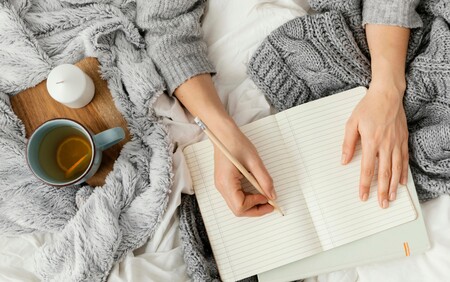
left=342, top=119, right=359, bottom=165
left=359, top=142, right=376, bottom=202
left=377, top=150, right=391, bottom=209
left=232, top=191, right=274, bottom=217
left=400, top=140, right=409, bottom=185
left=226, top=188, right=274, bottom=217
left=240, top=203, right=274, bottom=217
left=247, top=158, right=275, bottom=200
left=215, top=161, right=274, bottom=217
left=388, top=147, right=402, bottom=202
left=362, top=143, right=409, bottom=208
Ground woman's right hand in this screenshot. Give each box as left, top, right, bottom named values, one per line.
left=213, top=121, right=275, bottom=217
left=175, top=74, right=276, bottom=217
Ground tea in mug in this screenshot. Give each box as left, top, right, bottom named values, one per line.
left=38, top=126, right=92, bottom=182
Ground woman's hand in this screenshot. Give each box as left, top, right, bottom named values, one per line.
left=213, top=121, right=275, bottom=217
left=174, top=74, right=275, bottom=216
left=342, top=82, right=409, bottom=208
left=342, top=24, right=411, bottom=208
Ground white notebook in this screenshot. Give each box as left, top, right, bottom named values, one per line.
left=183, top=87, right=418, bottom=282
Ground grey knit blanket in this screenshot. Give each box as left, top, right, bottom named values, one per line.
left=179, top=0, right=450, bottom=281
left=0, top=1, right=172, bottom=281
left=248, top=0, right=450, bottom=202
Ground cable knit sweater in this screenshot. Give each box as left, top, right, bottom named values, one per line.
left=135, top=0, right=215, bottom=94
left=362, top=0, right=423, bottom=28
left=136, top=0, right=215, bottom=95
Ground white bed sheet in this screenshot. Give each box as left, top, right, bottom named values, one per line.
left=1, top=1, right=449, bottom=282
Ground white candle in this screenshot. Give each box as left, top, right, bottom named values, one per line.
left=46, top=64, right=95, bottom=108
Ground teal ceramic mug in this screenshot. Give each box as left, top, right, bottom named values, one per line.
left=26, top=118, right=125, bottom=186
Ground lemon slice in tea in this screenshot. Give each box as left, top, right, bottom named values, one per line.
left=56, top=136, right=91, bottom=172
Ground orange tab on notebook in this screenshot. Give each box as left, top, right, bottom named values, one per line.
left=403, top=242, right=411, bottom=256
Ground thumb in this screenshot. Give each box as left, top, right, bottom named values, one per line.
left=247, top=158, right=275, bottom=200
left=342, top=119, right=359, bottom=165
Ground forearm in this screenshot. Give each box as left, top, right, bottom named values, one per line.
left=366, top=24, right=410, bottom=96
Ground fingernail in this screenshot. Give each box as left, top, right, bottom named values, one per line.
left=270, top=191, right=277, bottom=200
left=401, top=176, right=408, bottom=184
left=389, top=193, right=396, bottom=201
left=341, top=153, right=347, bottom=165
left=361, top=193, right=368, bottom=201
left=382, top=199, right=389, bottom=209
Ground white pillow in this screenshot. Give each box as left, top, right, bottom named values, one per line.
left=203, top=0, right=310, bottom=125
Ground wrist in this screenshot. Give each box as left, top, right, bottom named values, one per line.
left=206, top=115, right=239, bottom=135
left=369, top=78, right=406, bottom=101
left=206, top=117, right=253, bottom=155
left=370, top=56, right=407, bottom=95
left=367, top=81, right=405, bottom=111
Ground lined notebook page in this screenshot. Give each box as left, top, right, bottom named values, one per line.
left=184, top=115, right=323, bottom=282
left=276, top=87, right=417, bottom=250
left=183, top=87, right=417, bottom=281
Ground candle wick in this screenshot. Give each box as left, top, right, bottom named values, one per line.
left=56, top=80, right=64, bottom=84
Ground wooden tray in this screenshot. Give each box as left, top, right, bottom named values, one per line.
left=11, top=57, right=131, bottom=187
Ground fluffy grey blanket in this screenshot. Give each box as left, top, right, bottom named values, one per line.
left=179, top=0, right=450, bottom=281
left=0, top=0, right=172, bottom=281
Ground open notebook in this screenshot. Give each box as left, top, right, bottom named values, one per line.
left=183, top=87, right=418, bottom=282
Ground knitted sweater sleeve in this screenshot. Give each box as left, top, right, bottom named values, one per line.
left=135, top=0, right=215, bottom=95
left=362, top=0, right=422, bottom=28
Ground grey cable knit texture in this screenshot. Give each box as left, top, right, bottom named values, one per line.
left=179, top=0, right=450, bottom=280
left=0, top=0, right=214, bottom=281
left=179, top=194, right=221, bottom=282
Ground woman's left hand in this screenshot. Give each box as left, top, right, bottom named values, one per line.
left=341, top=82, right=409, bottom=208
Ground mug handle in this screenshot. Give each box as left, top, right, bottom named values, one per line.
left=94, top=127, right=125, bottom=151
